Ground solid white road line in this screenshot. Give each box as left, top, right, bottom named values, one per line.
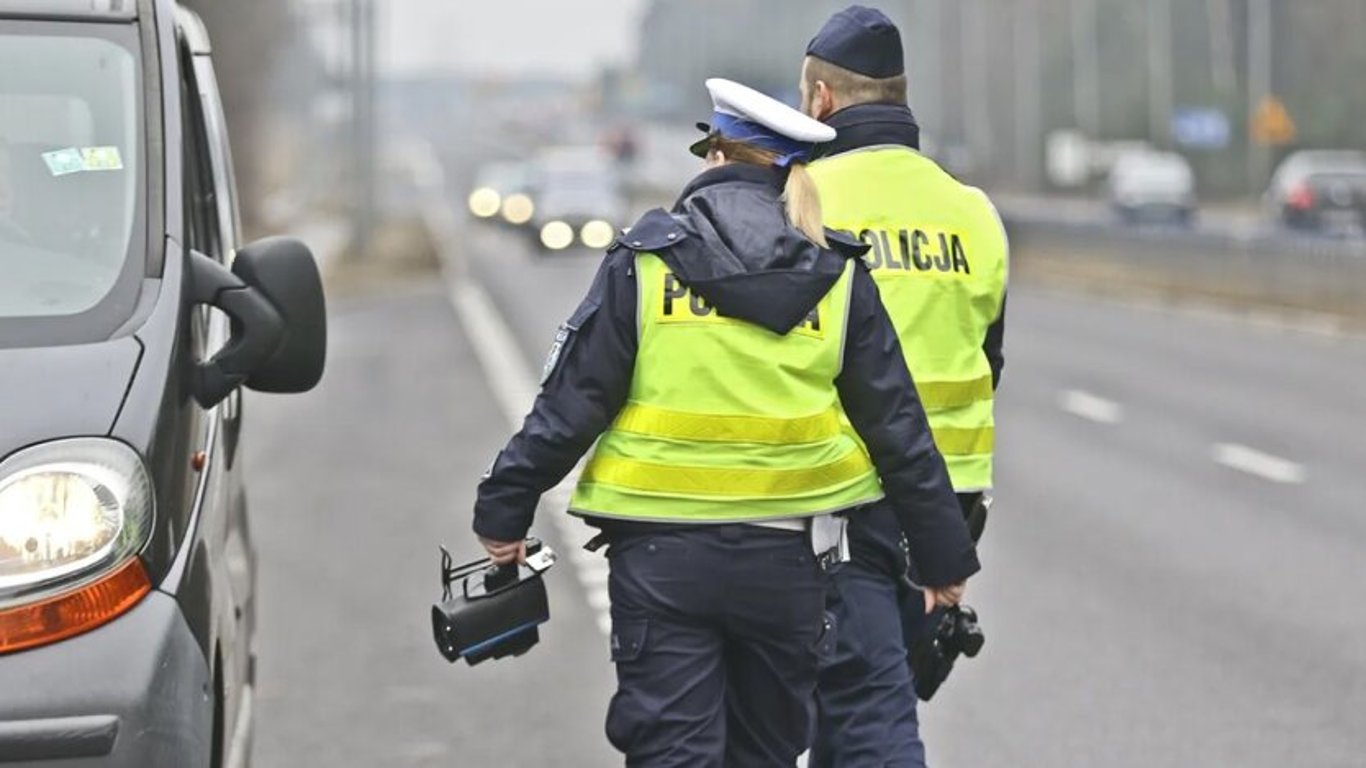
left=445, top=280, right=539, bottom=427
left=421, top=164, right=612, bottom=638
left=1058, top=389, right=1125, bottom=424
left=1211, top=443, right=1307, bottom=484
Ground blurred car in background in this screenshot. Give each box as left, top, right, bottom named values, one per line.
left=529, top=147, right=626, bottom=253
left=467, top=160, right=537, bottom=227
left=1265, top=150, right=1366, bottom=236
left=1107, top=149, right=1196, bottom=225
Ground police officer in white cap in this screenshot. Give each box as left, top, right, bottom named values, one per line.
left=472, top=77, right=978, bottom=766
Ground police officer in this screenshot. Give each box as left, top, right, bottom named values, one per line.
left=473, top=77, right=979, bottom=767
left=798, top=7, right=1010, bottom=767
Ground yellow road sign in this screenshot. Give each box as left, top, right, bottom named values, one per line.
left=1251, top=96, right=1297, bottom=146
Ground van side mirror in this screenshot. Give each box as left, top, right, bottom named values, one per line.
left=232, top=237, right=328, bottom=393
left=189, top=237, right=327, bottom=407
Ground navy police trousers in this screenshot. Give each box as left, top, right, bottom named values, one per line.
left=604, top=525, right=828, bottom=767
left=812, top=504, right=927, bottom=768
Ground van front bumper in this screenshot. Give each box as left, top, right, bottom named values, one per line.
left=0, top=591, right=211, bottom=766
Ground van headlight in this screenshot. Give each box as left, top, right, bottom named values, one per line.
left=0, top=439, right=154, bottom=654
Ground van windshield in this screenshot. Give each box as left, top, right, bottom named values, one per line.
left=0, top=20, right=143, bottom=342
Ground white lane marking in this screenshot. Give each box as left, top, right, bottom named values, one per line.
left=1058, top=389, right=1124, bottom=424
left=419, top=154, right=612, bottom=638
left=1211, top=443, right=1307, bottom=484
left=445, top=280, right=540, bottom=426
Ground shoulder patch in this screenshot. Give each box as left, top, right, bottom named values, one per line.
left=539, top=296, right=600, bottom=387
left=618, top=208, right=689, bottom=252
left=541, top=326, right=569, bottom=385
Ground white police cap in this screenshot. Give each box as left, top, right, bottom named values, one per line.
left=689, top=78, right=836, bottom=162
left=707, top=78, right=835, bottom=144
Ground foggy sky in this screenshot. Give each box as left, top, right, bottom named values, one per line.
left=382, top=0, right=644, bottom=78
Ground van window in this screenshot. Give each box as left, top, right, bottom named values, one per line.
left=0, top=20, right=144, bottom=345
left=179, top=45, right=220, bottom=260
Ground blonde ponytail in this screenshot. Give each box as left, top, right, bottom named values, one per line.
left=708, top=137, right=830, bottom=249
left=783, top=162, right=828, bottom=248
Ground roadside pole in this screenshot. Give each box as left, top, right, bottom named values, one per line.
left=1014, top=0, right=1042, bottom=189
left=962, top=0, right=992, bottom=176
left=1070, top=0, right=1100, bottom=136
left=1246, top=0, right=1272, bottom=192
left=349, top=0, right=376, bottom=261
left=1147, top=0, right=1172, bottom=146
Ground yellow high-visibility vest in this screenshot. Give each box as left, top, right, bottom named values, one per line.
left=810, top=146, right=1007, bottom=491
left=570, top=253, right=884, bottom=523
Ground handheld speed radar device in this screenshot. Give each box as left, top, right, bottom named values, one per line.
left=431, top=538, right=557, bottom=666
left=909, top=495, right=991, bottom=701
left=911, top=604, right=985, bottom=701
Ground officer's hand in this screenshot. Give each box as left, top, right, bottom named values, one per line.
left=923, top=581, right=967, bottom=613
left=479, top=537, right=527, bottom=566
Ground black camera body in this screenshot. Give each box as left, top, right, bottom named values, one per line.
left=910, top=604, right=985, bottom=701
left=431, top=538, right=556, bottom=666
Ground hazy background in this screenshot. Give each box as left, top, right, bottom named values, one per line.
left=382, top=0, right=645, bottom=77
left=199, top=0, right=1366, bottom=238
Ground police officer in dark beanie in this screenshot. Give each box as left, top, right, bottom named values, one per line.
left=472, top=77, right=979, bottom=767
left=800, top=6, right=1010, bottom=767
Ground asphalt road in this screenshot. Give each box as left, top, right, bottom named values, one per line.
left=245, top=190, right=1366, bottom=765
left=245, top=275, right=617, bottom=766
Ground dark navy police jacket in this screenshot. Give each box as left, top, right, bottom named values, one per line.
left=472, top=162, right=980, bottom=588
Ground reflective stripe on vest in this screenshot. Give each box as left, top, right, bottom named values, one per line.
left=570, top=254, right=885, bottom=523
left=613, top=402, right=843, bottom=445
left=810, top=146, right=1007, bottom=491
left=931, top=425, right=994, bottom=456
left=917, top=374, right=994, bottom=410
left=581, top=448, right=874, bottom=498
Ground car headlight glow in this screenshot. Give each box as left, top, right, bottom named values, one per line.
left=501, top=194, right=535, bottom=225
left=540, top=221, right=574, bottom=250
left=580, top=220, right=615, bottom=249
left=0, top=439, right=154, bottom=654
left=0, top=439, right=153, bottom=598
left=468, top=187, right=502, bottom=218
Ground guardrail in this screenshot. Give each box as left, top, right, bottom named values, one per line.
left=1001, top=207, right=1366, bottom=323
left=619, top=173, right=1366, bottom=324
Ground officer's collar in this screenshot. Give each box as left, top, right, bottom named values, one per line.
left=811, top=103, right=920, bottom=160
left=674, top=162, right=785, bottom=208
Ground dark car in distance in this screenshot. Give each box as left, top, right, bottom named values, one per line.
left=1266, top=150, right=1366, bottom=236
left=0, top=1, right=326, bottom=766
